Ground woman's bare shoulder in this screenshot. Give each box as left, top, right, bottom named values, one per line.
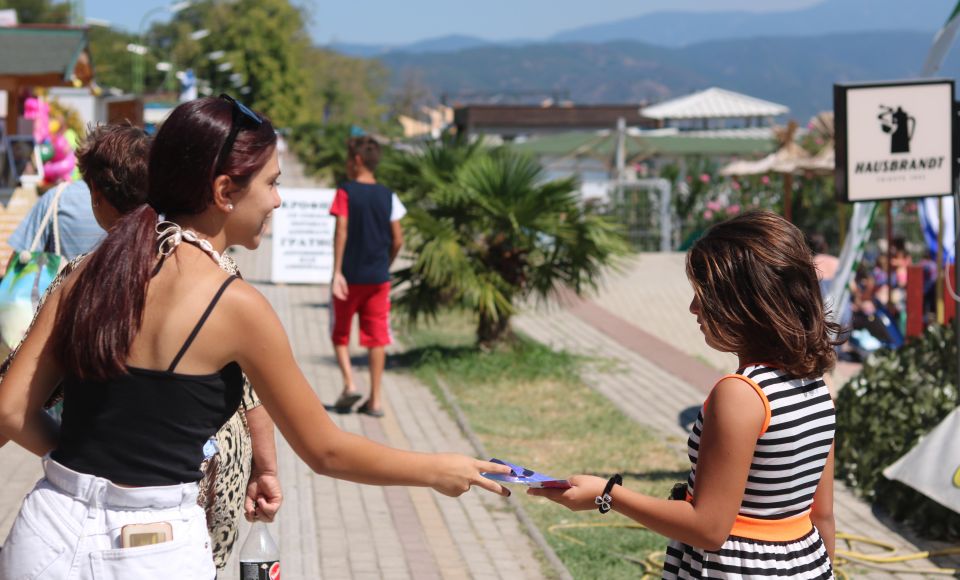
left=219, top=277, right=277, bottom=318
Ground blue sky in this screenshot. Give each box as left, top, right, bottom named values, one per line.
left=85, top=0, right=823, bottom=45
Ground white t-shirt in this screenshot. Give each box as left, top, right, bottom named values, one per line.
left=391, top=193, right=407, bottom=222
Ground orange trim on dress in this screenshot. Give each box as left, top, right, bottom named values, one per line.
left=729, top=511, right=813, bottom=542
left=690, top=369, right=812, bottom=543
left=684, top=493, right=813, bottom=542
left=703, top=374, right=772, bottom=436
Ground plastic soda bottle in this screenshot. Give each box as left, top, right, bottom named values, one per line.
left=239, top=522, right=280, bottom=580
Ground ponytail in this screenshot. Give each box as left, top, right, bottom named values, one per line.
left=52, top=204, right=158, bottom=380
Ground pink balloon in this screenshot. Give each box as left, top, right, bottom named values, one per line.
left=43, top=133, right=76, bottom=184
left=23, top=98, right=51, bottom=144
left=49, top=133, right=70, bottom=161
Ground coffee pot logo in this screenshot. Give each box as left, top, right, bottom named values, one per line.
left=878, top=105, right=916, bottom=154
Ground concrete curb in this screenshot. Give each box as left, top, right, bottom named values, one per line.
left=434, top=377, right=574, bottom=580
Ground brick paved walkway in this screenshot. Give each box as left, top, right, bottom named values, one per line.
left=219, top=249, right=546, bottom=580
left=516, top=252, right=960, bottom=578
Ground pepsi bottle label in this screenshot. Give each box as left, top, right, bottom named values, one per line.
left=240, top=560, right=280, bottom=580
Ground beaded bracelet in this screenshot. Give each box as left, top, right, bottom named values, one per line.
left=595, top=474, right=623, bottom=514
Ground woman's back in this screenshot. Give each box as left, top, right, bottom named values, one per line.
left=685, top=365, right=836, bottom=520
left=53, top=248, right=247, bottom=485
left=127, top=248, right=240, bottom=374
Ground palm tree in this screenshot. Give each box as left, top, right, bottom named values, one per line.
left=389, top=139, right=628, bottom=346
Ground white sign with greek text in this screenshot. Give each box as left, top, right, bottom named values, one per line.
left=271, top=188, right=335, bottom=284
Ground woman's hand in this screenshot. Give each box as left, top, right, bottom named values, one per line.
left=431, top=454, right=513, bottom=498
left=244, top=471, right=283, bottom=522
left=527, top=474, right=607, bottom=511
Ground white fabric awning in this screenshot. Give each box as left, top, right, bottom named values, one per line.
left=641, top=87, right=789, bottom=120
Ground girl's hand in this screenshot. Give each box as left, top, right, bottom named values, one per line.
left=527, top=474, right=607, bottom=511
left=431, top=454, right=512, bottom=498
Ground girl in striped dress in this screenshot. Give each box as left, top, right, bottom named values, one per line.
left=531, top=210, right=840, bottom=578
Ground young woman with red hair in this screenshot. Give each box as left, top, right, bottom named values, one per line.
left=0, top=96, right=509, bottom=579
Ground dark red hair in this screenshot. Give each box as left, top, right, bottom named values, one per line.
left=52, top=97, right=276, bottom=380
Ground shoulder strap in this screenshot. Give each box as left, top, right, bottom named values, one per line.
left=708, top=373, right=773, bottom=436
left=28, top=182, right=67, bottom=254
left=168, top=276, right=239, bottom=373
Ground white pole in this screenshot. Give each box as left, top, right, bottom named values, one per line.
left=615, top=117, right=626, bottom=186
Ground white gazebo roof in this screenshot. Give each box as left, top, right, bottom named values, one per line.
left=641, top=87, right=789, bottom=120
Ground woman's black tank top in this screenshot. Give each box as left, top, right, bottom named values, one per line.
left=51, top=276, right=245, bottom=486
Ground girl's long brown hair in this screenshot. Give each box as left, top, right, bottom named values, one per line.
left=52, top=98, right=276, bottom=381
left=686, top=210, right=842, bottom=379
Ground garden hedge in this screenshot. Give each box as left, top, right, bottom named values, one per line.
left=835, top=323, right=960, bottom=539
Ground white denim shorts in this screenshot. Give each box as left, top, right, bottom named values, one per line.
left=0, top=456, right=215, bottom=580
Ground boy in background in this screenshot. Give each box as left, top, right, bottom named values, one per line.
left=328, top=136, right=405, bottom=417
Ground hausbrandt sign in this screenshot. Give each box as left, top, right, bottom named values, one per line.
left=835, top=79, right=956, bottom=202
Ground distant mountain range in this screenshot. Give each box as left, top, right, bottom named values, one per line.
left=329, top=0, right=955, bottom=56
left=550, top=0, right=955, bottom=47
left=332, top=35, right=493, bottom=58
left=377, top=30, right=960, bottom=122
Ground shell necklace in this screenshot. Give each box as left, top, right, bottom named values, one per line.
left=156, top=216, right=221, bottom=263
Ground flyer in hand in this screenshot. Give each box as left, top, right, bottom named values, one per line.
left=482, top=458, right=571, bottom=489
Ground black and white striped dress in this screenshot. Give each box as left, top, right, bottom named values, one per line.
left=662, top=364, right=835, bottom=579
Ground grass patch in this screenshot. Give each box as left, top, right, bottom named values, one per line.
left=394, top=312, right=689, bottom=579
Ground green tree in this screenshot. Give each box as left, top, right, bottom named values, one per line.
left=218, top=0, right=308, bottom=128
left=141, top=0, right=308, bottom=127
left=301, top=48, right=390, bottom=128
left=0, top=0, right=69, bottom=23
left=289, top=122, right=352, bottom=186
left=391, top=139, right=628, bottom=345
left=86, top=25, right=138, bottom=93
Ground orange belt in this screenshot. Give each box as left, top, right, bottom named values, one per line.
left=685, top=493, right=813, bottom=542
left=729, top=512, right=813, bottom=542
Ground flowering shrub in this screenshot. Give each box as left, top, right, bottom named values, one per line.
left=702, top=199, right=743, bottom=222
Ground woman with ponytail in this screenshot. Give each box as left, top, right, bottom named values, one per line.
left=0, top=96, right=510, bottom=579
left=0, top=121, right=283, bottom=570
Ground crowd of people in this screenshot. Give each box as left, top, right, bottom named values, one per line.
left=827, top=234, right=942, bottom=360
left=0, top=95, right=844, bottom=579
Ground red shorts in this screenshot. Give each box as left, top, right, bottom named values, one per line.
left=330, top=282, right=393, bottom=347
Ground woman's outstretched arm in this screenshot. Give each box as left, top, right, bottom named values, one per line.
left=227, top=281, right=511, bottom=497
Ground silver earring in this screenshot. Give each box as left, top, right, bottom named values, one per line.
left=226, top=204, right=234, bottom=211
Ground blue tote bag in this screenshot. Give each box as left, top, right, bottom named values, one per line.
left=0, top=183, right=67, bottom=351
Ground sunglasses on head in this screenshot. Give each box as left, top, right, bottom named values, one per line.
left=215, top=93, right=263, bottom=174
